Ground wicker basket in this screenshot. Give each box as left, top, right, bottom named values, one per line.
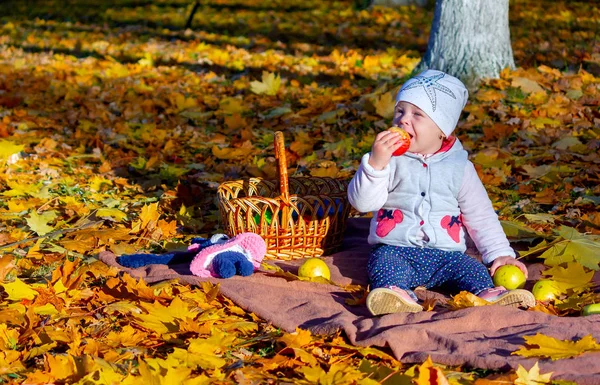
left=217, top=131, right=351, bottom=260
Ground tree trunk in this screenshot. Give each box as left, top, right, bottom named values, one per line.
left=417, top=0, right=515, bottom=85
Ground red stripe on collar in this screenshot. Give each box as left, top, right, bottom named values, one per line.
left=435, top=136, right=456, bottom=154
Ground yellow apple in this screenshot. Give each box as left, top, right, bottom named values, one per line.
left=532, top=279, right=562, bottom=302
left=492, top=265, right=526, bottom=290
left=298, top=258, right=331, bottom=280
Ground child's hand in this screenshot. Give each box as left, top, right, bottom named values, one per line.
left=489, top=256, right=528, bottom=279
left=368, top=130, right=405, bottom=170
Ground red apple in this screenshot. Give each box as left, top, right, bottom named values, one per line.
left=389, top=127, right=411, bottom=156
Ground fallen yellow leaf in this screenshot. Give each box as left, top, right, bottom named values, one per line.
left=512, top=333, right=600, bottom=360
left=515, top=362, right=552, bottom=385
left=1, top=278, right=38, bottom=301
left=250, top=71, right=281, bottom=96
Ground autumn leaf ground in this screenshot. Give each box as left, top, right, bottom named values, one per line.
left=0, top=0, right=599, bottom=383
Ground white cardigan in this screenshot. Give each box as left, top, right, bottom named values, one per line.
left=348, top=138, right=515, bottom=264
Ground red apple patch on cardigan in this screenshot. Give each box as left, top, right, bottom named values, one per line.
left=440, top=214, right=462, bottom=243
left=376, top=209, right=403, bottom=237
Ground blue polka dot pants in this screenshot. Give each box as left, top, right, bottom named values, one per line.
left=367, top=244, right=494, bottom=298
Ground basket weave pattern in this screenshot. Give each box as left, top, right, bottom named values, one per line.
left=217, top=132, right=351, bottom=260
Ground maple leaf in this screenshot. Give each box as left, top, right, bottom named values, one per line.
left=475, top=89, right=504, bottom=102
left=288, top=347, right=318, bottom=366
left=0, top=255, right=15, bottom=282
left=59, top=238, right=97, bottom=254
left=219, top=97, right=247, bottom=115
left=345, top=288, right=368, bottom=306
left=358, top=360, right=409, bottom=384
left=89, top=175, right=113, bottom=192
left=135, top=296, right=200, bottom=334
left=512, top=333, right=600, bottom=360
left=77, top=360, right=124, bottom=385
left=138, top=52, right=154, bottom=67
left=1, top=278, right=38, bottom=301
left=186, top=330, right=236, bottom=369
left=310, top=160, right=339, bottom=178
left=323, top=137, right=355, bottom=158
left=51, top=257, right=79, bottom=286
left=119, top=273, right=171, bottom=301
left=515, top=362, right=552, bottom=385
left=3, top=181, right=49, bottom=198
left=218, top=321, right=258, bottom=335
left=511, top=77, right=545, bottom=93
left=542, top=262, right=594, bottom=292
left=523, top=213, right=556, bottom=224
left=224, top=113, right=246, bottom=132
left=138, top=357, right=193, bottom=385
left=278, top=328, right=313, bottom=348
left=290, top=131, right=317, bottom=157
left=45, top=353, right=78, bottom=380
left=26, top=210, right=57, bottom=235
left=104, top=325, right=147, bottom=348
left=0, top=350, right=26, bottom=375
left=552, top=136, right=583, bottom=150
left=169, top=347, right=226, bottom=371
left=0, top=139, right=23, bottom=162
left=500, top=220, right=542, bottom=242
left=172, top=92, right=198, bottom=112
left=374, top=91, right=396, bottom=119
left=262, top=269, right=301, bottom=282
left=529, top=117, right=560, bottom=129
left=0, top=323, right=19, bottom=350
left=416, top=357, right=450, bottom=385
left=300, top=362, right=365, bottom=384
left=250, top=71, right=281, bottom=96
left=421, top=296, right=440, bottom=312
left=539, top=227, right=600, bottom=270
left=211, top=140, right=255, bottom=160
left=34, top=303, right=59, bottom=316
left=554, top=291, right=597, bottom=312
left=139, top=202, right=160, bottom=229
left=447, top=291, right=490, bottom=309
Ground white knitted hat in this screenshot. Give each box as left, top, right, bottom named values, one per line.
left=395, top=70, right=468, bottom=137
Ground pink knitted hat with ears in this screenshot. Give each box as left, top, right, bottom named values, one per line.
left=395, top=69, right=468, bottom=137
left=189, top=233, right=266, bottom=278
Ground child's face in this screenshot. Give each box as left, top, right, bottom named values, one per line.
left=392, top=101, right=445, bottom=154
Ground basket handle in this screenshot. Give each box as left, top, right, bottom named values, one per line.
left=274, top=131, right=292, bottom=230
left=274, top=131, right=290, bottom=205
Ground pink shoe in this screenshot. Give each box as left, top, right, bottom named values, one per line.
left=366, top=286, right=422, bottom=315
left=478, top=286, right=536, bottom=308
left=190, top=233, right=266, bottom=278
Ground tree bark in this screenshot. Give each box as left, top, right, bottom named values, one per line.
left=417, top=0, right=515, bottom=85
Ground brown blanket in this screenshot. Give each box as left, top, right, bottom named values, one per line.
left=99, top=218, right=600, bottom=384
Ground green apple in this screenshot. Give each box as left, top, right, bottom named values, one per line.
left=492, top=265, right=526, bottom=290
left=532, top=279, right=562, bottom=302
left=582, top=304, right=600, bottom=316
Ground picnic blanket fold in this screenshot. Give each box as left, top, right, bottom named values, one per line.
left=99, top=218, right=600, bottom=384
